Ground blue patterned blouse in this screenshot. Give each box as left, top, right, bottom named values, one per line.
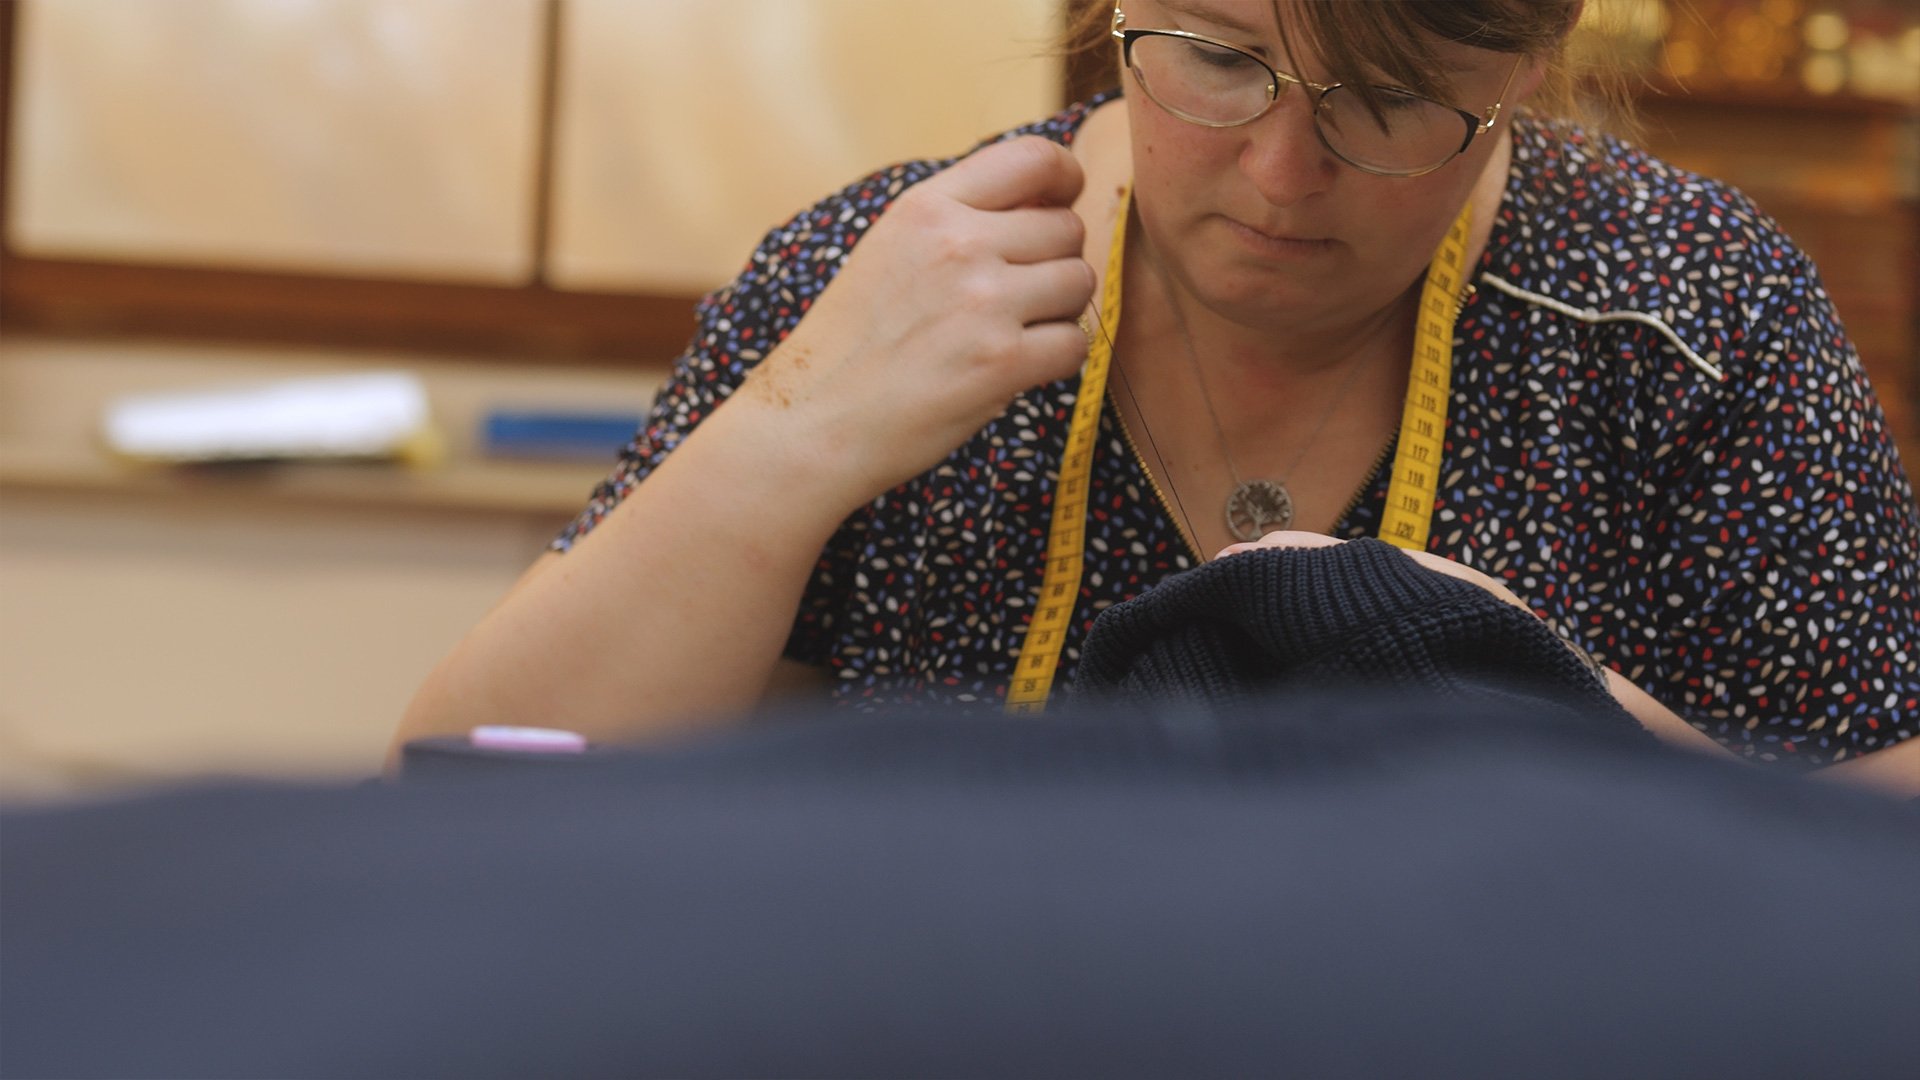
left=558, top=96, right=1920, bottom=766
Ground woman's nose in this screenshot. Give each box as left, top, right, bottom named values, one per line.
left=1238, top=92, right=1340, bottom=207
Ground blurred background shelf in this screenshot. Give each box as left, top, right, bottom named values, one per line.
left=0, top=336, right=663, bottom=800
left=0, top=336, right=659, bottom=517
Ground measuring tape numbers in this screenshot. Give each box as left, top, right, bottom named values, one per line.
left=1380, top=204, right=1473, bottom=552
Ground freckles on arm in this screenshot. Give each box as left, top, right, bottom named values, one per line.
left=740, top=344, right=811, bottom=410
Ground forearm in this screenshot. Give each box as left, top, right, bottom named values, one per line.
left=394, top=391, right=865, bottom=752
left=1814, top=736, right=1920, bottom=799
left=1605, top=671, right=1920, bottom=798
left=1599, top=670, right=1728, bottom=756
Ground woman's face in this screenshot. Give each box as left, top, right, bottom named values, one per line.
left=1120, top=0, right=1541, bottom=331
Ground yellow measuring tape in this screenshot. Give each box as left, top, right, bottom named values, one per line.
left=1003, top=189, right=1131, bottom=715
left=1379, top=202, right=1474, bottom=552
left=1005, top=191, right=1474, bottom=714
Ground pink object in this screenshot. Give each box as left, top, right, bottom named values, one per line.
left=468, top=725, right=588, bottom=754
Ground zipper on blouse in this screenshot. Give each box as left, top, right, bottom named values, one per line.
left=1105, top=391, right=1206, bottom=566
left=1334, top=433, right=1402, bottom=534
left=1331, top=284, right=1467, bottom=539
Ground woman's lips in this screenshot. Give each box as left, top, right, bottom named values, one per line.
left=1222, top=216, right=1337, bottom=258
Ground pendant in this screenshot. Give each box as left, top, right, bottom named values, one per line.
left=1225, top=479, right=1294, bottom=541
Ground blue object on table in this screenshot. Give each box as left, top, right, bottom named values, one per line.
left=479, top=409, right=643, bottom=459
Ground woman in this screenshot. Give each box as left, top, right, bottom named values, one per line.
left=397, top=1, right=1920, bottom=786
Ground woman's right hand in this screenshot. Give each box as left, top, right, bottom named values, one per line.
left=735, top=134, right=1097, bottom=503
left=394, top=137, right=1098, bottom=753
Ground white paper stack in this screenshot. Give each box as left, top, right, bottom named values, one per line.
left=101, top=371, right=437, bottom=463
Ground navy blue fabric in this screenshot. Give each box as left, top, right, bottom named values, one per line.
left=1074, top=539, right=1640, bottom=736
left=6, top=692, right=1918, bottom=1080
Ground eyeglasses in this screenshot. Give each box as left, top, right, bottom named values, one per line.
left=1111, top=6, right=1524, bottom=178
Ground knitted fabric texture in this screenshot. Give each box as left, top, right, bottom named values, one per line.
left=1074, top=538, right=1639, bottom=732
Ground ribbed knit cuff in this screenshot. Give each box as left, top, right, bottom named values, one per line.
left=1072, top=539, right=1631, bottom=731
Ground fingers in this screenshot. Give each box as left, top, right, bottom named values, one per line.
left=1216, top=532, right=1526, bottom=596
left=1216, top=531, right=1345, bottom=560
left=988, top=205, right=1086, bottom=265
left=1400, top=549, right=1534, bottom=613
left=1213, top=535, right=1537, bottom=616
left=1017, top=320, right=1096, bottom=385
left=1006, top=257, right=1097, bottom=326
left=930, top=135, right=1086, bottom=211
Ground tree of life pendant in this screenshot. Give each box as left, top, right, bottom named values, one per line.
left=1225, top=479, right=1294, bottom=541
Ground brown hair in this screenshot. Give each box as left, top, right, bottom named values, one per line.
left=1062, top=0, right=1637, bottom=140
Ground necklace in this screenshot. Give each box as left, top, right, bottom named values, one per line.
left=1142, top=240, right=1377, bottom=543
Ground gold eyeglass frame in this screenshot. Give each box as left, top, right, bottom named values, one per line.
left=1110, top=4, right=1524, bottom=178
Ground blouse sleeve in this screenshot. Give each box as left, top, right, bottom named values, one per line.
left=1623, top=246, right=1920, bottom=766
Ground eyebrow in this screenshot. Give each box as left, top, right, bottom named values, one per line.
left=1159, top=0, right=1266, bottom=37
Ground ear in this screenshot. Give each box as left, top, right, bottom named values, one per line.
left=1510, top=54, right=1552, bottom=106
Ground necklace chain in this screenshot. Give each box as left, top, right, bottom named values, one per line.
left=1141, top=236, right=1376, bottom=541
